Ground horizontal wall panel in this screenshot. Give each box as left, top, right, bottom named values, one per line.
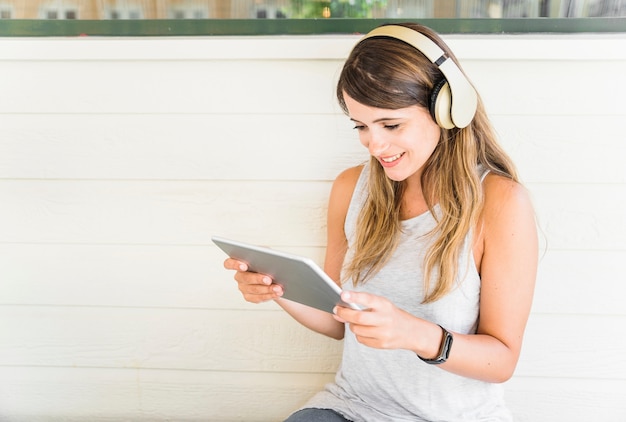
left=0, top=180, right=331, bottom=246
left=0, top=113, right=365, bottom=181
left=2, top=180, right=623, bottom=250
left=533, top=250, right=626, bottom=316
left=3, top=60, right=624, bottom=116
left=2, top=113, right=624, bottom=184
left=516, top=313, right=626, bottom=380
left=505, top=377, right=626, bottom=422
left=0, top=60, right=344, bottom=115
left=0, top=366, right=331, bottom=422
left=466, top=60, right=626, bottom=117
left=0, top=243, right=325, bottom=310
left=492, top=115, right=626, bottom=184
left=2, top=35, right=625, bottom=62
left=530, top=183, right=626, bottom=251
left=1, top=367, right=624, bottom=422
left=0, top=307, right=622, bottom=380
left=0, top=307, right=343, bottom=373
left=1, top=245, right=623, bottom=317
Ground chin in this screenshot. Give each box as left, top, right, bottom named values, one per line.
left=383, top=170, right=409, bottom=182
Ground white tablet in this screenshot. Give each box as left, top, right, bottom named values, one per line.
left=212, top=236, right=364, bottom=314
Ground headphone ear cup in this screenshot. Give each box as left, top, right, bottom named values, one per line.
left=429, top=78, right=455, bottom=129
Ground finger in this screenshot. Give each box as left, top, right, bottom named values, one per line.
left=241, top=282, right=283, bottom=296
left=224, top=258, right=248, bottom=272
left=240, top=283, right=284, bottom=303
left=235, top=271, right=273, bottom=287
left=334, top=303, right=372, bottom=327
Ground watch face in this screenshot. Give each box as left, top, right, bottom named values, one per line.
left=418, top=325, right=453, bottom=364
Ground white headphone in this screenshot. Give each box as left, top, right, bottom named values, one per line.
left=361, top=25, right=478, bottom=129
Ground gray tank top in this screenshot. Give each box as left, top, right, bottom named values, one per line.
left=302, top=163, right=512, bottom=421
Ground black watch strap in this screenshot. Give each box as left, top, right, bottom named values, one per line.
left=418, top=325, right=453, bottom=365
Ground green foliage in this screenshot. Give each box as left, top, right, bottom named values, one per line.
left=289, top=0, right=387, bottom=18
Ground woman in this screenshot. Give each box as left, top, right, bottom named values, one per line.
left=224, top=23, right=537, bottom=421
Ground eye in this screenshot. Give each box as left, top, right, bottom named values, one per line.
left=352, top=125, right=366, bottom=131
left=384, top=124, right=400, bottom=131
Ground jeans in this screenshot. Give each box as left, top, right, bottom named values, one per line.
left=284, top=408, right=353, bottom=422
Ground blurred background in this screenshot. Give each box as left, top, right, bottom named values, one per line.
left=0, top=0, right=624, bottom=20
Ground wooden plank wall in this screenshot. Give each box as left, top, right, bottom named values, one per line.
left=0, top=34, right=625, bottom=421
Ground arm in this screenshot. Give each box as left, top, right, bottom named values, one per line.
left=224, top=166, right=362, bottom=340
left=443, top=174, right=538, bottom=382
left=334, top=174, right=538, bottom=382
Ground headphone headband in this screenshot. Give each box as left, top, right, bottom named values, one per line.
left=361, top=25, right=478, bottom=128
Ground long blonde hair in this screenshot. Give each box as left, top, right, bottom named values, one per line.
left=337, top=23, right=518, bottom=303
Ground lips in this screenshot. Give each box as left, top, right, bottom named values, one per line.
left=380, top=152, right=404, bottom=163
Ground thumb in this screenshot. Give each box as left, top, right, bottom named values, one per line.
left=341, top=290, right=377, bottom=310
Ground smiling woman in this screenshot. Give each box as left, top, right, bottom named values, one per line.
left=223, top=22, right=539, bottom=421
left=2, top=10, right=625, bottom=421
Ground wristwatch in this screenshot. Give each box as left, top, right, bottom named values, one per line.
left=418, top=325, right=453, bottom=365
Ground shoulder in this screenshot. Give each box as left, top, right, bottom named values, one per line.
left=474, top=173, right=537, bottom=270
left=327, top=165, right=364, bottom=224
left=333, top=164, right=364, bottom=192
left=329, top=165, right=364, bottom=208
left=482, top=173, right=535, bottom=227
left=478, top=173, right=537, bottom=262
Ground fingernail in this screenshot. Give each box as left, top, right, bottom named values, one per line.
left=239, top=264, right=247, bottom=271
left=263, top=276, right=271, bottom=285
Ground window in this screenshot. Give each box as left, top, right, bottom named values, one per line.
left=1, top=0, right=624, bottom=34
left=0, top=3, right=12, bottom=19
left=38, top=1, right=79, bottom=20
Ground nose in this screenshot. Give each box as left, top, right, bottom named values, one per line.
left=367, top=133, right=389, bottom=156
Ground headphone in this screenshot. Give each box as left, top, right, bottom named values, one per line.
left=360, top=25, right=478, bottom=129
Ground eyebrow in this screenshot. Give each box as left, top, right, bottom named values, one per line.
left=350, top=117, right=403, bottom=124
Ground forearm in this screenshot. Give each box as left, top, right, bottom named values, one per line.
left=275, top=297, right=345, bottom=340
left=410, top=319, right=519, bottom=383
left=440, top=332, right=519, bottom=383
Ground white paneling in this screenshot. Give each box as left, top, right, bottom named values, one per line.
left=1, top=181, right=623, bottom=250
left=1, top=33, right=625, bottom=421
left=492, top=115, right=626, bottom=184
left=0, top=60, right=345, bottom=114
left=465, top=60, right=626, bottom=117
left=533, top=250, right=626, bottom=316
left=4, top=61, right=625, bottom=117
left=531, top=183, right=626, bottom=251
left=0, top=244, right=325, bottom=309
left=1, top=307, right=622, bottom=380
left=0, top=307, right=342, bottom=373
left=2, top=34, right=625, bottom=62
left=0, top=366, right=332, bottom=422
left=1, top=245, right=624, bottom=317
left=2, top=368, right=624, bottom=422
left=505, top=377, right=626, bottom=422
left=517, top=313, right=626, bottom=379
left=0, top=180, right=331, bottom=246
left=2, top=113, right=625, bottom=184
left=0, top=113, right=364, bottom=181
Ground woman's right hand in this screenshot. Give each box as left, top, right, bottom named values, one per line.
left=223, top=258, right=284, bottom=303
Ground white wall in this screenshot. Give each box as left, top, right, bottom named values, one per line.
left=0, top=32, right=625, bottom=421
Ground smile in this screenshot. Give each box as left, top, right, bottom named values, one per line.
left=380, top=153, right=404, bottom=163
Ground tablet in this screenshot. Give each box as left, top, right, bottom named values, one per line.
left=212, top=236, right=364, bottom=314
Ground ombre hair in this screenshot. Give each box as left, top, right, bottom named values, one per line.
left=337, top=23, right=518, bottom=303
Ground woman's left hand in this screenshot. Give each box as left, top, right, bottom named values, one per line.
left=333, top=291, right=420, bottom=351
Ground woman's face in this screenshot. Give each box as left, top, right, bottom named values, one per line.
left=343, top=93, right=440, bottom=185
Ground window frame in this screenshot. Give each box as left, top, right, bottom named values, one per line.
left=0, top=18, right=624, bottom=37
